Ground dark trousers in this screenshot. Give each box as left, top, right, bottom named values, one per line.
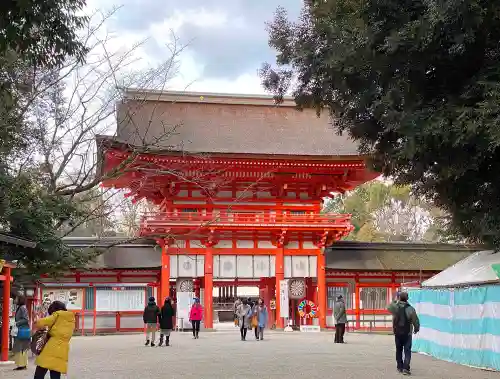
left=240, top=325, right=247, bottom=340
left=395, top=334, right=412, bottom=371
left=334, top=323, right=346, bottom=343
left=34, top=366, right=61, bottom=379
left=191, top=320, right=201, bottom=336
left=254, top=326, right=259, bottom=339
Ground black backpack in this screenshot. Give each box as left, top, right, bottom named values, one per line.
left=393, top=303, right=411, bottom=336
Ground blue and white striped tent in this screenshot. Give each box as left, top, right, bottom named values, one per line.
left=408, top=250, right=500, bottom=371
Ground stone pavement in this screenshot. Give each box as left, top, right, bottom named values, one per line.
left=2, top=331, right=497, bottom=379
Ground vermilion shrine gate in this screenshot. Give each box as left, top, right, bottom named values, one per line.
left=98, top=89, right=378, bottom=329
left=28, top=91, right=481, bottom=334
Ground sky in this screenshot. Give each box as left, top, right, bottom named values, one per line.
left=85, top=0, right=303, bottom=94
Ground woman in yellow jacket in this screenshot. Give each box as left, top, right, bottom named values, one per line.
left=33, top=301, right=75, bottom=379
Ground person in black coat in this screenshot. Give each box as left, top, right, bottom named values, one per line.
left=143, top=297, right=160, bottom=346
left=159, top=297, right=176, bottom=347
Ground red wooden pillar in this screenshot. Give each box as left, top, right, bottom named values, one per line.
left=204, top=245, right=214, bottom=329
left=194, top=278, right=200, bottom=299
left=160, top=240, right=170, bottom=303
left=1, top=266, right=11, bottom=362
left=355, top=275, right=361, bottom=329
left=317, top=252, right=327, bottom=329
left=275, top=246, right=285, bottom=329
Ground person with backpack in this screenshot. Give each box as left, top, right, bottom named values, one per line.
left=387, top=292, right=420, bottom=376
left=143, top=296, right=160, bottom=346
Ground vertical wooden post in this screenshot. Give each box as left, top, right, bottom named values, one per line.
left=204, top=246, right=214, bottom=329
left=92, top=286, right=97, bottom=336
left=317, top=252, right=327, bottom=329
left=355, top=274, right=361, bottom=329
left=194, top=278, right=200, bottom=299
left=275, top=246, right=285, bottom=329
left=160, top=240, right=170, bottom=303
left=1, top=267, right=11, bottom=362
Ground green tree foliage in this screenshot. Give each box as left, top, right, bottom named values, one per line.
left=324, top=181, right=454, bottom=242
left=0, top=0, right=88, bottom=158
left=0, top=0, right=91, bottom=276
left=261, top=0, right=500, bottom=247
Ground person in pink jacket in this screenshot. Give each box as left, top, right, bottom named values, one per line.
left=189, top=298, right=203, bottom=339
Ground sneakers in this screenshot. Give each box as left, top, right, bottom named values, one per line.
left=402, top=369, right=411, bottom=376
left=13, top=367, right=27, bottom=371
left=145, top=340, right=150, bottom=346
left=150, top=342, right=156, bottom=347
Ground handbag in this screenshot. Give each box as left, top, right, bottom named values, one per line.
left=31, top=315, right=58, bottom=356
left=17, top=326, right=31, bottom=340
left=251, top=315, right=258, bottom=328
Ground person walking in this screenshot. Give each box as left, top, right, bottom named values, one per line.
left=233, top=298, right=242, bottom=327
left=13, top=295, right=30, bottom=371
left=159, top=297, right=175, bottom=346
left=33, top=300, right=76, bottom=379
left=254, top=298, right=268, bottom=341
left=143, top=296, right=160, bottom=347
left=236, top=299, right=252, bottom=341
left=333, top=295, right=347, bottom=343
left=189, top=298, right=203, bottom=339
left=387, top=292, right=420, bottom=375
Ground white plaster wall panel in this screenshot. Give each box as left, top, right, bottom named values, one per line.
left=309, top=256, right=318, bottom=277
left=236, top=256, right=254, bottom=278
left=178, top=190, right=188, bottom=197
left=257, top=191, right=272, bottom=198
left=192, top=190, right=203, bottom=197
left=258, top=241, right=274, bottom=248
left=170, top=255, right=178, bottom=278
left=299, top=192, right=311, bottom=200
left=120, top=315, right=143, bottom=329
left=284, top=256, right=293, bottom=278
left=236, top=240, right=253, bottom=248
left=302, top=241, right=316, bottom=249
left=283, top=203, right=313, bottom=207
left=172, top=240, right=186, bottom=248
left=253, top=256, right=271, bottom=278
left=215, top=240, right=232, bottom=248
left=292, top=256, right=309, bottom=278
left=236, top=191, right=252, bottom=199
left=213, top=255, right=220, bottom=278
left=178, top=255, right=197, bottom=277
left=270, top=255, right=276, bottom=276
left=285, top=241, right=299, bottom=249
left=219, top=255, right=237, bottom=278
left=218, top=191, right=232, bottom=198
left=196, top=255, right=204, bottom=278
left=190, top=240, right=203, bottom=248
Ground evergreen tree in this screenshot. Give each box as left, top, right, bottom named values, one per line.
left=262, top=0, right=500, bottom=247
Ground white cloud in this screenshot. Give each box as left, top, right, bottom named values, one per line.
left=83, top=2, right=264, bottom=95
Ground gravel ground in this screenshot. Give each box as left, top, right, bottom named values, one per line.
left=2, top=331, right=497, bottom=379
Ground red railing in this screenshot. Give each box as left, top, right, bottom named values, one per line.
left=140, top=211, right=353, bottom=231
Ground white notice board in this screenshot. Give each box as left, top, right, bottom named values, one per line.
left=96, top=289, right=145, bottom=311
left=279, top=280, right=289, bottom=318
